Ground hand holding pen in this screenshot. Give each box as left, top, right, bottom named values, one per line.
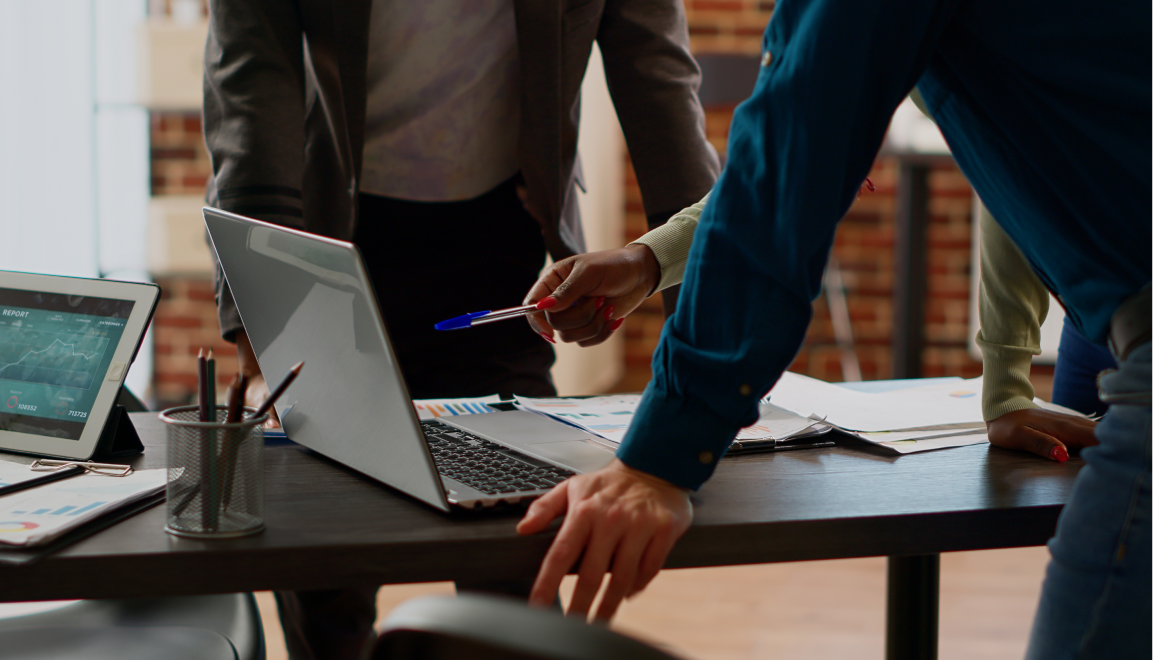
left=435, top=242, right=659, bottom=347
left=519, top=244, right=661, bottom=347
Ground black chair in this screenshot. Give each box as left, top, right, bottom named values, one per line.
left=0, top=593, right=265, bottom=660
left=373, top=593, right=686, bottom=660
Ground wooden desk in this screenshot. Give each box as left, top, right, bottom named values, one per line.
left=0, top=413, right=1080, bottom=659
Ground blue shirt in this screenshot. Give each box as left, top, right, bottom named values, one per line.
left=617, top=0, right=1151, bottom=490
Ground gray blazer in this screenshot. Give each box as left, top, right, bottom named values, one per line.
left=204, top=0, right=720, bottom=338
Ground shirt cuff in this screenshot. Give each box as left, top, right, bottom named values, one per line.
left=977, top=332, right=1039, bottom=420
left=616, top=379, right=741, bottom=491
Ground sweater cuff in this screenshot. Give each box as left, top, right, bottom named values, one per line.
left=631, top=229, right=690, bottom=293
left=977, top=331, right=1039, bottom=420
left=616, top=380, right=741, bottom=491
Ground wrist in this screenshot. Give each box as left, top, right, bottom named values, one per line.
left=235, top=331, right=264, bottom=378
left=610, top=458, right=687, bottom=493
left=624, top=244, right=662, bottom=298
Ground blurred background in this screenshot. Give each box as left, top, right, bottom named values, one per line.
left=0, top=1, right=1062, bottom=658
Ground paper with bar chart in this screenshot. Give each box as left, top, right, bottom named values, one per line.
left=412, top=395, right=502, bottom=420
left=0, top=468, right=165, bottom=546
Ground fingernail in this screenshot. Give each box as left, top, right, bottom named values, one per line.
left=536, top=297, right=558, bottom=310
left=594, top=296, right=605, bottom=310
left=610, top=318, right=624, bottom=331
left=1050, top=446, right=1069, bottom=462
left=539, top=332, right=556, bottom=344
left=603, top=304, right=615, bottom=321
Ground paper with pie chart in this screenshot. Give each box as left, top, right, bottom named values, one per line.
left=0, top=467, right=165, bottom=546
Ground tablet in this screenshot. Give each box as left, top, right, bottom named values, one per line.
left=0, top=271, right=159, bottom=460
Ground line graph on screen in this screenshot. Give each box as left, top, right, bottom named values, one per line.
left=0, top=328, right=109, bottom=390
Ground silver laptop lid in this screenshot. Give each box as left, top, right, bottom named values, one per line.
left=203, top=207, right=450, bottom=512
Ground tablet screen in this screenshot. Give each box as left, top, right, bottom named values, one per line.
left=0, top=288, right=135, bottom=441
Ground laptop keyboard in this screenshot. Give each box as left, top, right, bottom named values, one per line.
left=421, top=420, right=576, bottom=496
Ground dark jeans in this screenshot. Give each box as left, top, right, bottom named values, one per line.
left=276, top=178, right=556, bottom=660
left=1052, top=319, right=1116, bottom=417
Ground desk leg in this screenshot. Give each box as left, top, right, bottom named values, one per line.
left=886, top=553, right=939, bottom=660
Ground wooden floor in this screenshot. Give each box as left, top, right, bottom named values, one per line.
left=254, top=545, right=1049, bottom=659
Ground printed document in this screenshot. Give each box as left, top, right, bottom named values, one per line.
left=0, top=468, right=166, bottom=546
left=515, top=395, right=818, bottom=445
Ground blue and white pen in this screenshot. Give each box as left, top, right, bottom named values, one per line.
left=434, top=303, right=546, bottom=331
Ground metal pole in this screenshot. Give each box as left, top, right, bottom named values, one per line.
left=886, top=554, right=940, bottom=660
left=891, top=161, right=930, bottom=379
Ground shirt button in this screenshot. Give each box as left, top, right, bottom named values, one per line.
left=738, top=384, right=752, bottom=396
left=761, top=51, right=773, bottom=67
left=698, top=451, right=714, bottom=465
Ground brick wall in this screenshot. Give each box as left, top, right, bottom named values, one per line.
left=147, top=3, right=1050, bottom=404
left=152, top=276, right=239, bottom=408
left=685, top=0, right=774, bottom=55
left=151, top=112, right=210, bottom=195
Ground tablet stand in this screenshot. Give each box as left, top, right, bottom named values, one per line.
left=91, top=405, right=144, bottom=460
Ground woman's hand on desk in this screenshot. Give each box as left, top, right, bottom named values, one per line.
left=516, top=458, right=692, bottom=621
left=522, top=244, right=661, bottom=347
left=986, top=408, right=1099, bottom=462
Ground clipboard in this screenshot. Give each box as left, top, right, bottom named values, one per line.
left=0, top=463, right=85, bottom=497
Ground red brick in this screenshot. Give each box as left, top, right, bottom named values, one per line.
left=156, top=372, right=199, bottom=388
left=735, top=25, right=768, bottom=37
left=692, top=0, right=743, bottom=10
left=154, top=315, right=202, bottom=328
left=182, top=174, right=208, bottom=189
left=152, top=147, right=196, bottom=161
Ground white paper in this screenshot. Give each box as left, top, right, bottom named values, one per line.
left=515, top=395, right=818, bottom=445
left=863, top=432, right=989, bottom=454
left=412, top=395, right=502, bottom=420
left=766, top=372, right=986, bottom=432
left=0, top=468, right=166, bottom=546
left=0, top=459, right=50, bottom=491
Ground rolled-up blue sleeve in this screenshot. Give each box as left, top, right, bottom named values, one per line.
left=617, top=0, right=959, bottom=489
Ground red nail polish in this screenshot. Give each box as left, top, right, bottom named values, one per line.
left=539, top=332, right=556, bottom=344
left=594, top=296, right=605, bottom=310
left=536, top=297, right=557, bottom=310
left=610, top=318, right=624, bottom=331
left=1050, top=446, right=1069, bottom=462
left=603, top=304, right=615, bottom=321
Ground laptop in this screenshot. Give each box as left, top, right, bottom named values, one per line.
left=203, top=207, right=617, bottom=511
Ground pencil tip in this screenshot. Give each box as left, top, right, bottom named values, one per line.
left=198, top=347, right=204, bottom=358
left=207, top=349, right=214, bottom=360
left=292, top=361, right=304, bottom=372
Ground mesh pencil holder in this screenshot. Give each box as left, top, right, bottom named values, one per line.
left=160, top=405, right=269, bottom=539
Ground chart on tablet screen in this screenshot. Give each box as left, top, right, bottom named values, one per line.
left=0, top=322, right=111, bottom=390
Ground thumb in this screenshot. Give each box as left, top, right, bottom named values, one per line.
left=517, top=480, right=570, bottom=535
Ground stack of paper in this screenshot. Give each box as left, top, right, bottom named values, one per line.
left=514, top=395, right=820, bottom=446
left=0, top=465, right=166, bottom=547
left=765, top=372, right=988, bottom=453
